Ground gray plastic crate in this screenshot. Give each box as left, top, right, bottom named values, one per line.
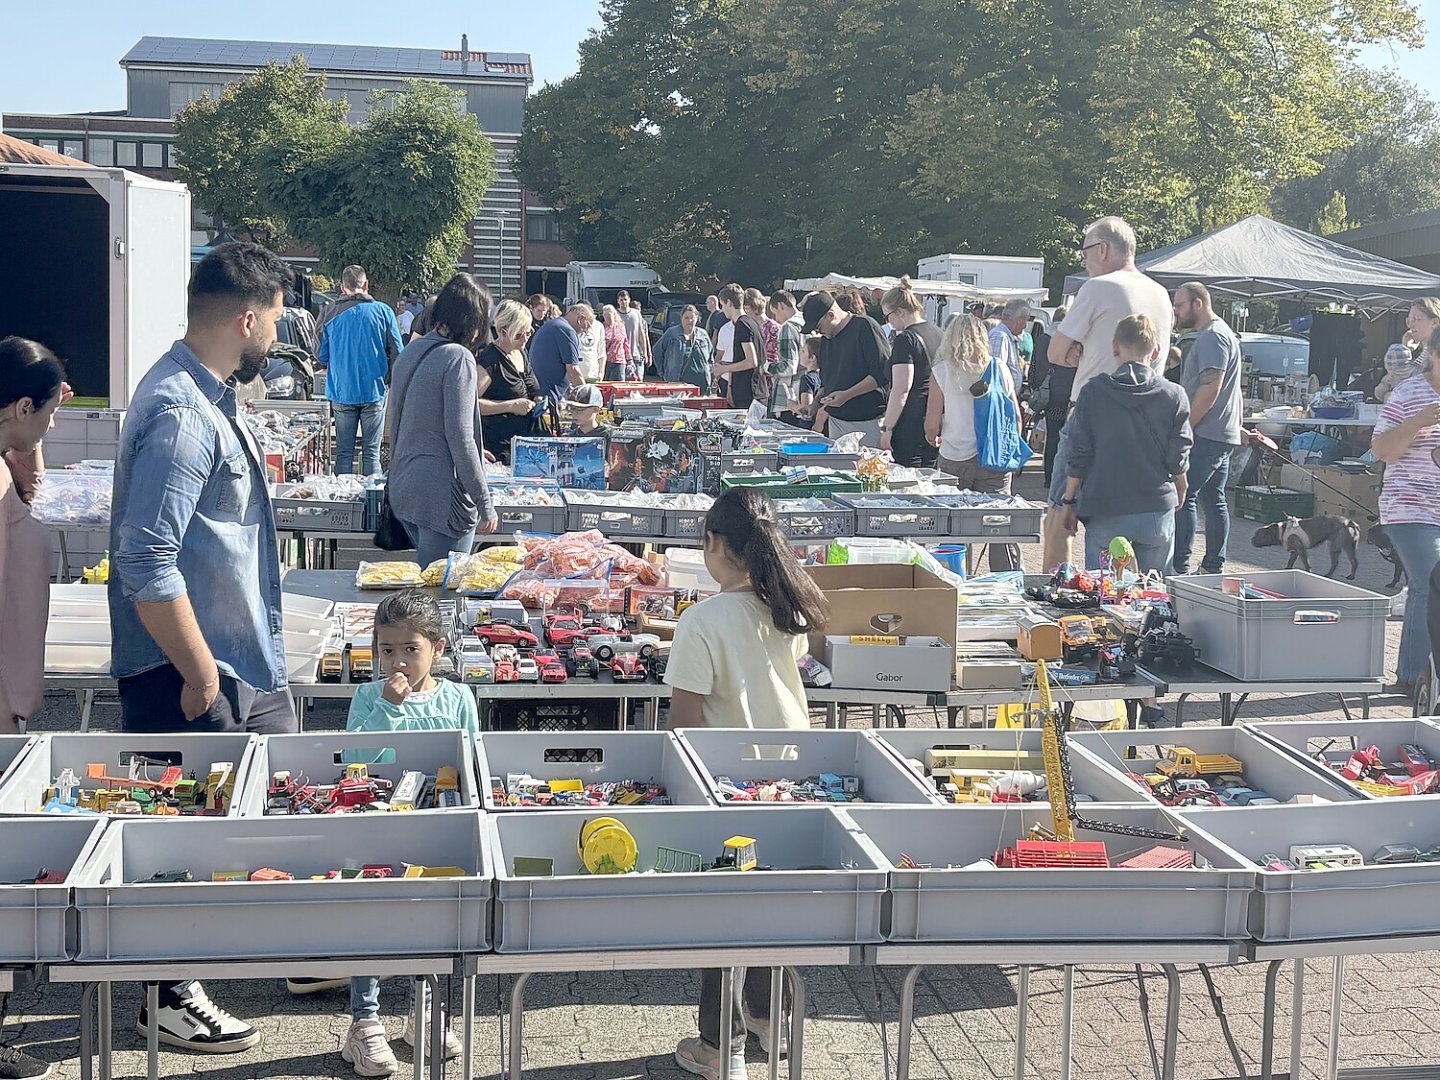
left=885, top=469, right=959, bottom=491
left=833, top=493, right=949, bottom=538
left=71, top=811, right=492, bottom=961
left=928, top=497, right=1044, bottom=539
left=677, top=729, right=939, bottom=805
left=777, top=447, right=861, bottom=472
left=476, top=731, right=714, bottom=810
left=271, top=491, right=367, bottom=532
left=842, top=805, right=1252, bottom=942
left=663, top=505, right=714, bottom=539
left=1170, top=570, right=1386, bottom=681
left=1174, top=801, right=1440, bottom=941
left=773, top=499, right=855, bottom=542
left=0, top=733, right=258, bottom=818
left=564, top=495, right=665, bottom=537
left=45, top=408, right=124, bottom=468
left=1072, top=727, right=1360, bottom=808
left=1243, top=718, right=1440, bottom=800
left=0, top=817, right=108, bottom=962
left=235, top=731, right=481, bottom=817
left=488, top=806, right=887, bottom=952
left=0, top=734, right=35, bottom=779
left=491, top=484, right=567, bottom=535
left=872, top=728, right=1149, bottom=806
left=719, top=451, right=779, bottom=475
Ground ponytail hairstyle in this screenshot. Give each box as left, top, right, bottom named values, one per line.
left=881, top=276, right=924, bottom=318
left=703, top=487, right=829, bottom=635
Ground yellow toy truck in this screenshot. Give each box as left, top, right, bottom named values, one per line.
left=1155, top=746, right=1244, bottom=778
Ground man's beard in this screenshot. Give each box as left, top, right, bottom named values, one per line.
left=235, top=346, right=268, bottom=384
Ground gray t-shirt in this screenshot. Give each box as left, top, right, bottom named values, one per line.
left=1181, top=317, right=1243, bottom=444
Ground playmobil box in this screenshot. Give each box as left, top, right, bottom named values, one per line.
left=606, top=429, right=720, bottom=495
left=511, top=437, right=607, bottom=491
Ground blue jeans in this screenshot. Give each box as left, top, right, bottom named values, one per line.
left=408, top=523, right=477, bottom=569
left=351, top=976, right=427, bottom=1022
left=1083, top=509, right=1175, bottom=576
left=333, top=398, right=387, bottom=476
left=1383, top=522, right=1440, bottom=684
left=1173, top=437, right=1233, bottom=574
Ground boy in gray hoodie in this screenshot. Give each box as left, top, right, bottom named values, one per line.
left=1060, top=314, right=1192, bottom=573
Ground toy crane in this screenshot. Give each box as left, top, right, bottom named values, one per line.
left=1017, top=659, right=1186, bottom=860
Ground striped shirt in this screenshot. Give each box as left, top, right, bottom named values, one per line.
left=1376, top=374, right=1440, bottom=527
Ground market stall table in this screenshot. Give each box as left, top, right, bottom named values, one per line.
left=1141, top=663, right=1381, bottom=726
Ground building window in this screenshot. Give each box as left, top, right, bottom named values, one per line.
left=61, top=139, right=85, bottom=159
left=90, top=138, right=114, bottom=166
left=526, top=213, right=561, bottom=244
left=38, top=139, right=59, bottom=152
left=116, top=141, right=137, bottom=167
left=142, top=143, right=163, bottom=169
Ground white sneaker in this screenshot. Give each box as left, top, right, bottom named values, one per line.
left=401, top=1010, right=462, bottom=1061
left=341, top=1018, right=397, bottom=1078
left=741, top=1006, right=789, bottom=1059
left=135, top=981, right=259, bottom=1054
left=675, top=1036, right=747, bottom=1078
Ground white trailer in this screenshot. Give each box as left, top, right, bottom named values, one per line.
left=564, top=261, right=665, bottom=312
left=917, top=253, right=1045, bottom=292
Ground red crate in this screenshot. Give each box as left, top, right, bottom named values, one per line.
left=596, top=381, right=701, bottom=405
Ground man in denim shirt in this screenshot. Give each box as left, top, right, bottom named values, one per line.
left=107, top=243, right=295, bottom=1054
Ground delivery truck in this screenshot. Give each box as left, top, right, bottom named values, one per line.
left=565, top=261, right=664, bottom=312
left=917, top=253, right=1045, bottom=292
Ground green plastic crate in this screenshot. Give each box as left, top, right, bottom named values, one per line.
left=1232, top=485, right=1314, bottom=522
left=721, top=472, right=863, bottom=500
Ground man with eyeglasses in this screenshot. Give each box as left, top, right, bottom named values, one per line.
left=1041, top=216, right=1173, bottom=570
left=988, top=299, right=1031, bottom=392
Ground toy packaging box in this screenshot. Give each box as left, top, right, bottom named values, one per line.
left=823, top=635, right=955, bottom=692
left=512, top=437, right=607, bottom=491
left=606, top=429, right=719, bottom=495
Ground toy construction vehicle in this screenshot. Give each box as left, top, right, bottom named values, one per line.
left=1154, top=747, right=1244, bottom=779
left=1057, top=616, right=1100, bottom=662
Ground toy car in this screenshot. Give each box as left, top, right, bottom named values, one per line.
left=610, top=653, right=647, bottom=681
left=474, top=621, right=540, bottom=650
left=568, top=643, right=598, bottom=678
left=591, top=632, right=660, bottom=662
left=545, top=618, right=598, bottom=649
left=517, top=657, right=541, bottom=682
left=1057, top=615, right=1099, bottom=661
left=538, top=655, right=568, bottom=683
left=494, top=659, right=519, bottom=683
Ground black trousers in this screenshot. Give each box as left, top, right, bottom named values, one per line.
left=118, top=664, right=296, bottom=735
left=1042, top=367, right=1076, bottom=486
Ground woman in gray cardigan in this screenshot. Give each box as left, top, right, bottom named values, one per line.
left=387, top=273, right=498, bottom=566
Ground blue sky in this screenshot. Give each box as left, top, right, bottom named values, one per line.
left=4, top=0, right=1439, bottom=114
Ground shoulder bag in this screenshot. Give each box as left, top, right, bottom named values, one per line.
left=372, top=339, right=445, bottom=551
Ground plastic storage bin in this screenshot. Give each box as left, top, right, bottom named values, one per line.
left=772, top=499, right=855, bottom=542
left=0, top=735, right=35, bottom=778
left=719, top=451, right=779, bottom=475
left=842, top=805, right=1253, bottom=942
left=0, top=732, right=258, bottom=817
left=873, top=728, right=1149, bottom=805
left=487, top=806, right=887, bottom=952
left=1072, top=727, right=1361, bottom=807
left=564, top=494, right=666, bottom=537
left=1233, top=486, right=1315, bottom=522
left=1243, top=718, right=1440, bottom=799
left=235, top=731, right=481, bottom=816
left=664, top=548, right=720, bottom=592
left=0, top=817, right=109, bottom=962
left=1174, top=801, right=1440, bottom=941
left=271, top=488, right=367, bottom=531
left=721, top=472, right=864, bottom=499
left=834, top=493, right=948, bottom=537
left=48, top=583, right=110, bottom=620
left=928, top=497, right=1044, bottom=539
left=663, top=506, right=712, bottom=540
left=476, top=731, right=714, bottom=810
left=492, top=485, right=567, bottom=535
left=71, top=811, right=492, bottom=961
left=45, top=408, right=124, bottom=468
left=677, top=729, right=940, bottom=805
left=1169, top=570, right=1387, bottom=681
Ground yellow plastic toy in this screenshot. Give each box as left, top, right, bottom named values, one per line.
left=83, top=552, right=110, bottom=584
left=578, top=817, right=639, bottom=875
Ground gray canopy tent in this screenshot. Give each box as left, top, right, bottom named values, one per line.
left=1063, top=214, right=1440, bottom=312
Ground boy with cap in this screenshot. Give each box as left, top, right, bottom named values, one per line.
left=565, top=383, right=613, bottom=440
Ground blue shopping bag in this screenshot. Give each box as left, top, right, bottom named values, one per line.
left=974, top=357, right=1033, bottom=472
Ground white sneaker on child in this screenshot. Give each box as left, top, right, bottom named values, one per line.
left=341, top=1018, right=396, bottom=1077
left=401, top=1010, right=462, bottom=1061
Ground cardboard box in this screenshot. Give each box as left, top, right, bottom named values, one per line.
left=1278, top=464, right=1316, bottom=494
left=606, top=429, right=720, bottom=494
left=805, top=564, right=960, bottom=675
left=512, top=437, right=607, bottom=490
left=823, top=635, right=954, bottom=693
left=955, top=643, right=1025, bottom=689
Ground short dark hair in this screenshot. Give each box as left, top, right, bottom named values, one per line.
left=374, top=589, right=445, bottom=642
left=431, top=273, right=493, bottom=352
left=717, top=284, right=744, bottom=309
left=0, top=337, right=65, bottom=411
left=187, top=243, right=292, bottom=325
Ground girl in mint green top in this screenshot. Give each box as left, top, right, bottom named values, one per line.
left=345, top=590, right=478, bottom=736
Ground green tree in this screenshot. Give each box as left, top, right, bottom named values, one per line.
left=173, top=58, right=347, bottom=246
left=256, top=80, right=496, bottom=294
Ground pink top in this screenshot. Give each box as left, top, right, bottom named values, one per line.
left=0, top=461, right=50, bottom=721
left=604, top=321, right=632, bottom=363
left=1376, top=374, right=1440, bottom=528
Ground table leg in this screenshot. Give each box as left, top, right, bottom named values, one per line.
left=1336, top=693, right=1354, bottom=722
left=78, top=983, right=94, bottom=1080
left=767, top=966, right=784, bottom=1080
left=1219, top=693, right=1233, bottom=726
left=896, top=965, right=923, bottom=1080
left=1059, top=965, right=1074, bottom=1080
left=718, top=968, right=735, bottom=1080
left=1160, top=964, right=1179, bottom=1080
left=1015, top=965, right=1030, bottom=1080
left=97, top=981, right=112, bottom=1080
left=1326, top=956, right=1345, bottom=1080
left=146, top=982, right=159, bottom=1080
left=411, top=977, right=425, bottom=1080
left=1174, top=693, right=1189, bottom=726
left=428, top=975, right=443, bottom=1080
left=784, top=966, right=805, bottom=1080
left=57, top=529, right=71, bottom=582
left=508, top=972, right=531, bottom=1080
left=74, top=689, right=94, bottom=733
left=1259, top=959, right=1281, bottom=1080
left=825, top=703, right=838, bottom=729
left=870, top=704, right=880, bottom=728
left=1362, top=694, right=1371, bottom=719
left=1291, top=958, right=1305, bottom=1080
left=462, top=974, right=475, bottom=1080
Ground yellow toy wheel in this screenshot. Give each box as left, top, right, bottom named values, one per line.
left=578, top=817, right=638, bottom=874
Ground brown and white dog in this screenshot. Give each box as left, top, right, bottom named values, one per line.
left=1366, top=523, right=1406, bottom=590
left=1251, top=515, right=1360, bottom=579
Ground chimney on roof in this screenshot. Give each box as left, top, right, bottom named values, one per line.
left=460, top=34, right=469, bottom=74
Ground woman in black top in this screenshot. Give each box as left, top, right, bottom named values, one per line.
left=475, top=299, right=542, bottom=464
left=712, top=284, right=765, bottom=411
left=879, top=278, right=939, bottom=467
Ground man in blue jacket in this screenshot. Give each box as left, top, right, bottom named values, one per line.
left=319, top=264, right=402, bottom=475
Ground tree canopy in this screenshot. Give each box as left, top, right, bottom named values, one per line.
left=515, top=0, right=1426, bottom=290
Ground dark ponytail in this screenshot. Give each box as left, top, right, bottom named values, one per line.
left=704, top=487, right=829, bottom=635
left=0, top=337, right=65, bottom=412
